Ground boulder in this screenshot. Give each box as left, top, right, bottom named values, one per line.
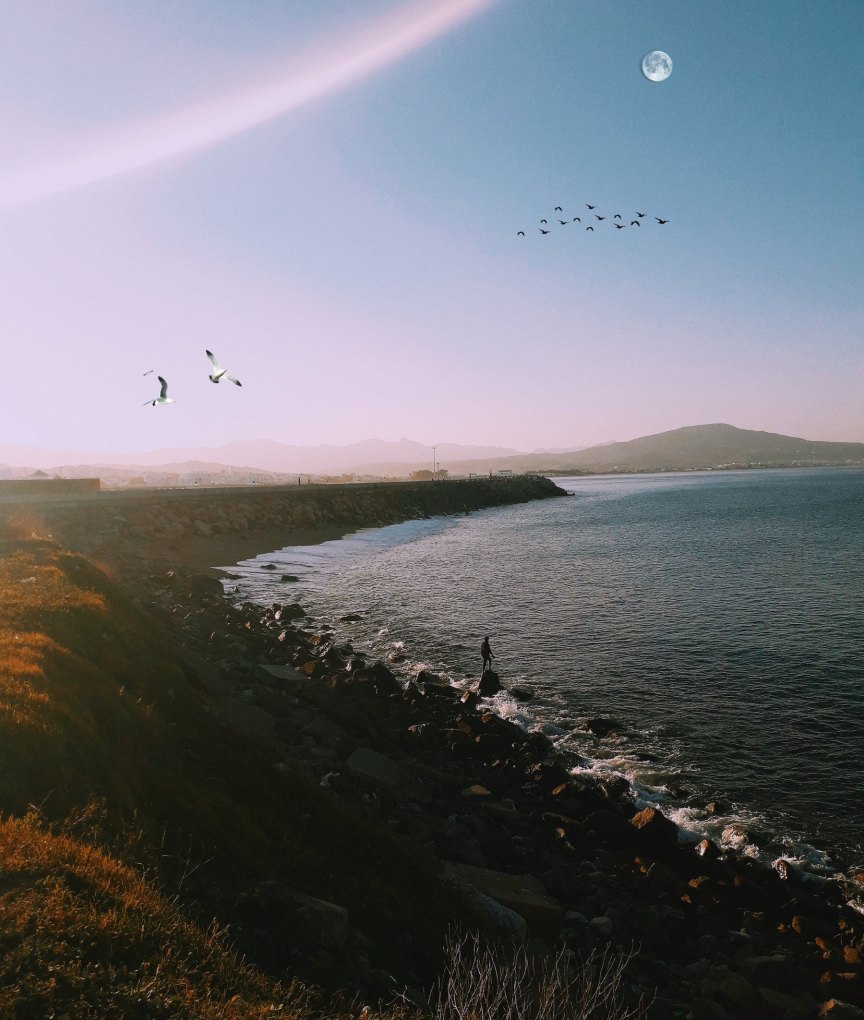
left=215, top=697, right=275, bottom=741
left=583, top=717, right=621, bottom=738
left=477, top=670, right=503, bottom=697
left=345, top=748, right=407, bottom=790
left=583, top=808, right=633, bottom=844
left=695, top=838, right=721, bottom=860
left=290, top=893, right=349, bottom=951
left=630, top=807, right=680, bottom=853
left=820, top=1002, right=864, bottom=1019
left=255, top=663, right=310, bottom=694
left=445, top=863, right=563, bottom=943
left=510, top=686, right=534, bottom=702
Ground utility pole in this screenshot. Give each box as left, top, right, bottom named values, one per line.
left=432, top=445, right=437, bottom=480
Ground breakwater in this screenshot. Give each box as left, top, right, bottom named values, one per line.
left=0, top=475, right=564, bottom=565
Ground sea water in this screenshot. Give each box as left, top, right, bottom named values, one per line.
left=224, top=468, right=864, bottom=881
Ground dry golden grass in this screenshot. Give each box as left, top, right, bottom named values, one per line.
left=0, top=538, right=457, bottom=1004
left=0, top=811, right=326, bottom=1019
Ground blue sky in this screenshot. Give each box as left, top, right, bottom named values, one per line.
left=0, top=0, right=862, bottom=455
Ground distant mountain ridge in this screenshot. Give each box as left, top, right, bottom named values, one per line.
left=0, top=438, right=522, bottom=474
left=3, top=425, right=863, bottom=478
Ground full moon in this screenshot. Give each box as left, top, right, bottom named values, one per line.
left=642, top=50, right=672, bottom=82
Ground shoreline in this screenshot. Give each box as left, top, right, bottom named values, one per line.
left=225, top=511, right=864, bottom=889
left=140, top=525, right=864, bottom=1016
left=7, top=474, right=862, bottom=1014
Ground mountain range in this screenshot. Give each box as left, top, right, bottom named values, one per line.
left=2, top=425, right=863, bottom=479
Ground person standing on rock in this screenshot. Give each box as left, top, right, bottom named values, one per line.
left=481, top=636, right=494, bottom=674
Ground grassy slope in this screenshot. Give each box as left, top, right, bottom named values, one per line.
left=0, top=538, right=451, bottom=1014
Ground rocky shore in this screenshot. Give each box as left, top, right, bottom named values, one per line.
left=140, top=552, right=863, bottom=1020
left=6, top=477, right=861, bottom=1019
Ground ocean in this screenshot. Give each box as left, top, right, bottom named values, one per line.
left=224, top=468, right=864, bottom=885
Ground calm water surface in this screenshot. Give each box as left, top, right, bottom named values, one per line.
left=227, top=469, right=864, bottom=879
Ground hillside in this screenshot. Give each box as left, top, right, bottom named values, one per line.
left=401, top=424, right=864, bottom=477
left=0, top=538, right=457, bottom=1011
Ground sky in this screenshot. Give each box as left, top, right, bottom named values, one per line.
left=1, top=0, right=862, bottom=456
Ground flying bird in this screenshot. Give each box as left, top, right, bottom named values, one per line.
left=554, top=206, right=563, bottom=212
left=630, top=220, right=640, bottom=227
left=572, top=216, right=581, bottom=223
left=517, top=230, right=525, bottom=236
left=558, top=219, right=568, bottom=225
left=586, top=204, right=596, bottom=210
left=539, top=228, right=550, bottom=234
left=144, top=376, right=174, bottom=406
left=614, top=223, right=626, bottom=229
left=586, top=226, right=594, bottom=231
left=142, top=369, right=154, bottom=376
left=595, top=215, right=605, bottom=220
left=614, top=214, right=622, bottom=220
left=655, top=218, right=669, bottom=224
left=540, top=219, right=548, bottom=224
left=206, top=350, right=242, bottom=386
left=636, top=211, right=646, bottom=218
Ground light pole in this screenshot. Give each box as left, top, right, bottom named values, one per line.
left=432, top=445, right=437, bottom=480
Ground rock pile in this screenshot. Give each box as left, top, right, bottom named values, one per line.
left=143, top=565, right=864, bottom=1019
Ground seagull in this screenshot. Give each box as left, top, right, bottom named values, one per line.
left=572, top=216, right=581, bottom=223
left=636, top=211, right=646, bottom=218
left=586, top=204, right=596, bottom=210
left=614, top=214, right=622, bottom=220
left=517, top=231, right=525, bottom=236
left=586, top=226, right=594, bottom=231
left=144, top=376, right=174, bottom=406
left=655, top=218, right=669, bottom=224
left=554, top=206, right=563, bottom=212
left=630, top=220, right=641, bottom=227
left=206, top=350, right=242, bottom=386
left=540, top=219, right=548, bottom=224
left=558, top=219, right=568, bottom=225
left=595, top=215, right=606, bottom=221
left=539, top=228, right=550, bottom=234
left=614, top=223, right=626, bottom=229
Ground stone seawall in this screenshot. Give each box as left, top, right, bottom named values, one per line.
left=0, top=476, right=566, bottom=566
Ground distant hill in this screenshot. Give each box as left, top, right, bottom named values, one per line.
left=0, top=438, right=523, bottom=474
left=5, top=426, right=863, bottom=480
left=413, top=424, right=864, bottom=476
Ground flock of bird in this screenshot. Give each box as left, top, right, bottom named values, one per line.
left=144, top=350, right=241, bottom=407
left=517, top=203, right=669, bottom=237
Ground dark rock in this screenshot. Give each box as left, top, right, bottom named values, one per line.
left=460, top=690, right=480, bottom=711
left=524, top=731, right=554, bottom=757
left=584, top=808, right=633, bottom=843
left=510, top=686, right=534, bottom=702
left=344, top=747, right=408, bottom=790
left=340, top=612, right=362, bottom=622
left=773, top=858, right=798, bottom=882
left=261, top=562, right=278, bottom=570
left=583, top=717, right=621, bottom=738
left=477, top=670, right=503, bottom=697
left=474, top=732, right=516, bottom=762
left=444, top=863, right=564, bottom=943
left=630, top=807, right=680, bottom=853
left=695, top=838, right=721, bottom=860
left=281, top=574, right=300, bottom=582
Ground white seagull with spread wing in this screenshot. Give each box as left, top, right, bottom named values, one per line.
left=144, top=376, right=174, bottom=406
left=206, top=350, right=242, bottom=386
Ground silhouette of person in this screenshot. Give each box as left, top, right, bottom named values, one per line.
left=481, top=636, right=494, bottom=673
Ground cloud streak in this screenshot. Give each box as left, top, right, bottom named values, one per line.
left=0, top=0, right=494, bottom=210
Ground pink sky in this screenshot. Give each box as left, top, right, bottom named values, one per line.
left=0, top=0, right=861, bottom=455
